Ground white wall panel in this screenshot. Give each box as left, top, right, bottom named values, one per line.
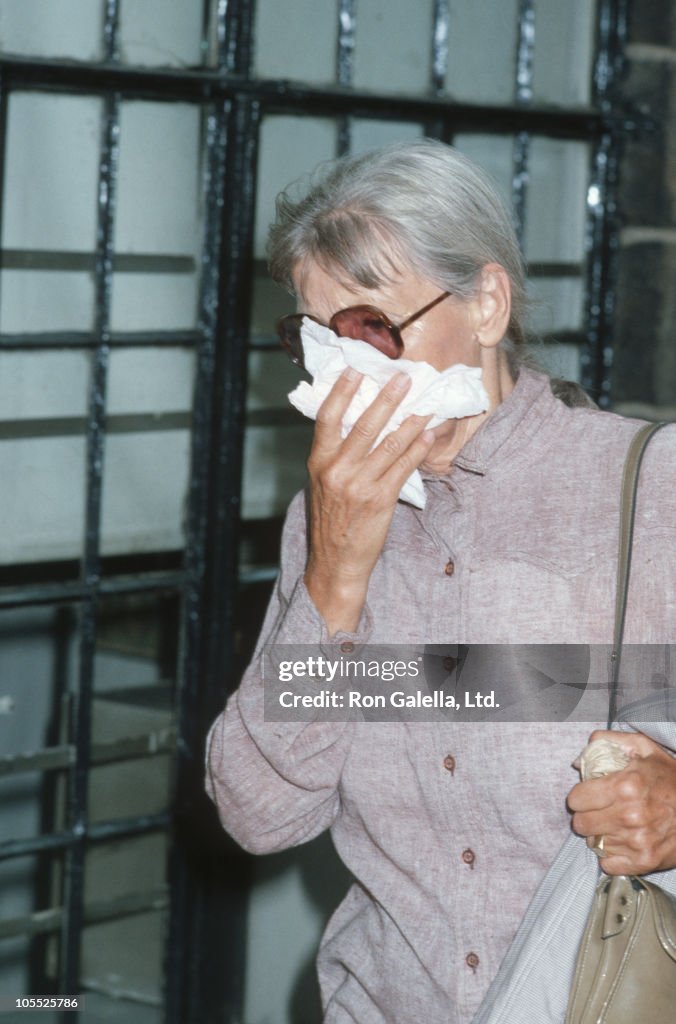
left=2, top=93, right=101, bottom=251
left=118, top=0, right=203, bottom=67
left=255, top=0, right=337, bottom=85
left=254, top=116, right=337, bottom=259
left=0, top=0, right=103, bottom=61
left=352, top=0, right=433, bottom=94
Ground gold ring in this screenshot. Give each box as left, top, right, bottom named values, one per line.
left=591, top=835, right=605, bottom=857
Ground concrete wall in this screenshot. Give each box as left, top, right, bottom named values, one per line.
left=613, top=0, right=676, bottom=419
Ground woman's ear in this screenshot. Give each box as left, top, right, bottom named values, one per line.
left=473, top=263, right=512, bottom=349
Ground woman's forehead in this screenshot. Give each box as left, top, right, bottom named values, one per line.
left=293, top=257, right=416, bottom=313
left=293, top=260, right=361, bottom=305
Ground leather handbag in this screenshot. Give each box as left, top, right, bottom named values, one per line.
left=564, top=420, right=676, bottom=1024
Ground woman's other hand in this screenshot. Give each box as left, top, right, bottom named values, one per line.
left=304, top=367, right=435, bottom=635
left=568, top=729, right=676, bottom=874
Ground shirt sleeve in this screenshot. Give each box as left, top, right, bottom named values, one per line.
left=205, top=489, right=373, bottom=854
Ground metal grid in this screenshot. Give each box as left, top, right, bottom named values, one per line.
left=0, top=1, right=643, bottom=1021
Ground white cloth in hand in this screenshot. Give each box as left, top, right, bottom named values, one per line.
left=288, top=318, right=489, bottom=508
left=577, top=738, right=631, bottom=780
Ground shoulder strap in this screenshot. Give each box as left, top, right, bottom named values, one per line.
left=608, top=420, right=669, bottom=727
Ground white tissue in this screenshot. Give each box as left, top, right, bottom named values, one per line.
left=288, top=318, right=489, bottom=508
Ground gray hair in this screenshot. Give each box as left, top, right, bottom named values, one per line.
left=267, top=139, right=529, bottom=363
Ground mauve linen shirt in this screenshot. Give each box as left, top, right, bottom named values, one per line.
left=206, top=369, right=676, bottom=1023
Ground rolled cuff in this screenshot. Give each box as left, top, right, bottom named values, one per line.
left=271, top=576, right=374, bottom=655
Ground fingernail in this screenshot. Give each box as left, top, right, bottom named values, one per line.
left=391, top=372, right=410, bottom=390
left=343, top=366, right=361, bottom=381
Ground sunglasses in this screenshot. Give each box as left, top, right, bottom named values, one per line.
left=277, top=290, right=451, bottom=369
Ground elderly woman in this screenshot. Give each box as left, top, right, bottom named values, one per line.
left=206, top=141, right=676, bottom=1023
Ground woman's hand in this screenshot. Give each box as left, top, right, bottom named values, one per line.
left=304, top=367, right=435, bottom=635
left=568, top=729, right=676, bottom=874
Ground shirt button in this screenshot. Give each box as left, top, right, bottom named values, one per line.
left=444, top=559, right=455, bottom=576
left=443, top=656, right=457, bottom=673
left=340, top=641, right=355, bottom=654
left=466, top=952, right=480, bottom=972
left=443, top=754, right=456, bottom=774
left=462, top=848, right=476, bottom=869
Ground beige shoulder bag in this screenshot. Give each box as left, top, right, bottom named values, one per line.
left=565, top=421, right=676, bottom=1024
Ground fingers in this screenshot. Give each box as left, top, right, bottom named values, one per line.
left=378, top=421, right=436, bottom=493
left=313, top=368, right=411, bottom=448
left=568, top=776, right=614, bottom=814
left=569, top=753, right=676, bottom=873
left=339, top=371, right=413, bottom=457
left=583, top=829, right=668, bottom=876
left=310, top=369, right=433, bottom=490
left=310, top=367, right=365, bottom=459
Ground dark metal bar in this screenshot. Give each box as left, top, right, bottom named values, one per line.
left=580, top=0, right=629, bottom=404
left=0, top=563, right=273, bottom=611
left=511, top=0, right=535, bottom=246
left=0, top=249, right=194, bottom=272
left=0, top=886, right=169, bottom=941
left=1, top=908, right=63, bottom=942
left=515, top=0, right=535, bottom=105
left=0, top=571, right=187, bottom=610
left=168, top=99, right=260, bottom=1023
left=164, top=98, right=229, bottom=1024
left=0, top=69, right=9, bottom=320
left=0, top=812, right=170, bottom=863
left=0, top=831, right=78, bottom=861
left=102, top=0, right=121, bottom=64
left=0, top=329, right=201, bottom=351
left=199, top=95, right=260, bottom=695
left=166, top=4, right=259, bottom=1017
left=0, top=407, right=309, bottom=440
left=0, top=728, right=176, bottom=779
left=214, top=0, right=229, bottom=70
left=0, top=745, right=75, bottom=777
left=423, top=0, right=451, bottom=141
left=231, top=0, right=255, bottom=77
left=259, top=82, right=607, bottom=138
left=593, top=0, right=629, bottom=105
left=580, top=131, right=620, bottom=406
left=88, top=810, right=170, bottom=843
left=200, top=0, right=213, bottom=67
left=336, top=0, right=356, bottom=155
left=431, top=0, right=450, bottom=94
left=511, top=131, right=530, bottom=246
left=0, top=412, right=192, bottom=441
left=0, top=53, right=622, bottom=140
left=58, top=4, right=121, bottom=992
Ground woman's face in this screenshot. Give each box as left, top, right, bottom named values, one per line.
left=293, top=257, right=515, bottom=473
left=293, top=261, right=480, bottom=372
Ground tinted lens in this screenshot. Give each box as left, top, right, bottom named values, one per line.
left=277, top=314, right=305, bottom=366
left=331, top=307, right=401, bottom=359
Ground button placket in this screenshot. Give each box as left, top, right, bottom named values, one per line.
left=465, top=952, right=480, bottom=973
left=461, top=848, right=475, bottom=869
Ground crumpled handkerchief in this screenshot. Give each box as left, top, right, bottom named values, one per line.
left=288, top=317, right=489, bottom=508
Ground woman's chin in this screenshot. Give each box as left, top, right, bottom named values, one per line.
left=420, top=412, right=487, bottom=473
